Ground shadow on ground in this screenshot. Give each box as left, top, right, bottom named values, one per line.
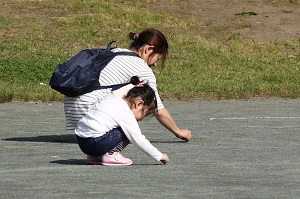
left=2, top=134, right=186, bottom=144
left=50, top=159, right=162, bottom=166
left=50, top=159, right=87, bottom=165
left=2, top=134, right=77, bottom=143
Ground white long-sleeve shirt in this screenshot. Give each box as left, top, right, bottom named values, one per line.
left=64, top=48, right=164, bottom=132
left=75, top=96, right=163, bottom=162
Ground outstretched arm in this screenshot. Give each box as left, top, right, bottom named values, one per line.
left=155, top=108, right=192, bottom=141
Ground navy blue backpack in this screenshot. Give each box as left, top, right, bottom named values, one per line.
left=49, top=41, right=139, bottom=97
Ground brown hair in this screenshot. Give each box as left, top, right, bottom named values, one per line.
left=128, top=28, right=168, bottom=68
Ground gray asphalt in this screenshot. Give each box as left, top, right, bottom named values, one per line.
left=1, top=99, right=300, bottom=199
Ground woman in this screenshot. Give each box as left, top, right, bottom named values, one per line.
left=64, top=28, right=192, bottom=146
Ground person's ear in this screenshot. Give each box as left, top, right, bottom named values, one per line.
left=139, top=45, right=154, bottom=60
left=145, top=45, right=155, bottom=55
left=134, top=99, right=144, bottom=109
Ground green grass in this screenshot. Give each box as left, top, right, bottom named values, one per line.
left=0, top=0, right=299, bottom=102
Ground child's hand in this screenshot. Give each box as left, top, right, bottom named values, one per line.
left=160, top=153, right=169, bottom=165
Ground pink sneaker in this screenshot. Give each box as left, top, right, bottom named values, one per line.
left=86, top=155, right=102, bottom=165
left=101, top=152, right=133, bottom=166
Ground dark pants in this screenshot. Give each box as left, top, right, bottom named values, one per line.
left=76, top=127, right=127, bottom=157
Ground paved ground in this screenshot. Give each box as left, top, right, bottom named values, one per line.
left=1, top=99, right=300, bottom=199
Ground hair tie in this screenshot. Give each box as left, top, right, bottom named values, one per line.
left=134, top=83, right=144, bottom=87
left=133, top=33, right=139, bottom=40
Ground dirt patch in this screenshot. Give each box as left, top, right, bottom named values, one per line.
left=143, top=0, right=300, bottom=41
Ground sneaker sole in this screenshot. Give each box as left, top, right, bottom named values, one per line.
left=101, top=162, right=132, bottom=166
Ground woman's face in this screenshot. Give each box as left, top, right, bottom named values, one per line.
left=139, top=45, right=162, bottom=68
left=146, top=53, right=162, bottom=68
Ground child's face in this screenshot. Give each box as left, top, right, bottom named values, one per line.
left=131, top=101, right=152, bottom=122
left=134, top=107, right=150, bottom=122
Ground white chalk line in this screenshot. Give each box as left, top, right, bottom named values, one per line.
left=209, top=116, right=300, bottom=120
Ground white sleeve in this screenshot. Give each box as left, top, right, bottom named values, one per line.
left=116, top=110, right=163, bottom=161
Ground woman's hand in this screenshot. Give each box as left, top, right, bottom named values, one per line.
left=155, top=108, right=192, bottom=142
left=175, top=129, right=192, bottom=141
left=160, top=153, right=169, bottom=165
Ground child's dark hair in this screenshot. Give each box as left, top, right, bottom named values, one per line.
left=128, top=28, right=168, bottom=69
left=129, top=76, right=141, bottom=85
left=124, top=84, right=157, bottom=116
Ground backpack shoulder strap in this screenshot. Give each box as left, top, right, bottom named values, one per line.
left=106, top=41, right=116, bottom=51
left=106, top=41, right=140, bottom=58
left=114, top=51, right=140, bottom=57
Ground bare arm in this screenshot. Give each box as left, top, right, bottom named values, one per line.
left=155, top=108, right=192, bottom=141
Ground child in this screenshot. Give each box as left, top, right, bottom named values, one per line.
left=75, top=84, right=169, bottom=166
